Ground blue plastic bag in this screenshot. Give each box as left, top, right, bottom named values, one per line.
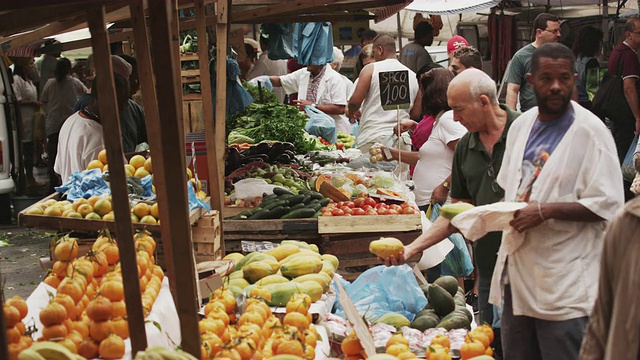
left=261, top=23, right=296, bottom=60
left=293, top=22, right=334, bottom=66
left=427, top=204, right=474, bottom=277
left=305, top=106, right=337, bottom=144
left=333, top=265, right=427, bottom=323
left=622, top=134, right=639, bottom=182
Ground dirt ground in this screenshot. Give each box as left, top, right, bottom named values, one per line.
left=0, top=226, right=52, bottom=299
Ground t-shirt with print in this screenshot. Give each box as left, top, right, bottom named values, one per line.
left=505, top=44, right=537, bottom=112
left=516, top=106, right=575, bottom=202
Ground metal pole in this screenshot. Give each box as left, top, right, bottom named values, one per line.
left=397, top=12, right=403, bottom=51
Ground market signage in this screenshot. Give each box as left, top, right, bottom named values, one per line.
left=379, top=70, right=410, bottom=110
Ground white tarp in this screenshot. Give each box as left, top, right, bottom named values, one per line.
left=405, top=0, right=501, bottom=15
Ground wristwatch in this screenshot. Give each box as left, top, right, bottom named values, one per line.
left=442, top=181, right=450, bottom=189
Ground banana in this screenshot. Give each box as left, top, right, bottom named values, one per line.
left=177, top=350, right=199, bottom=360
left=145, top=347, right=184, bottom=360
left=30, top=341, right=78, bottom=360
left=18, top=348, right=47, bottom=360
left=134, top=351, right=147, bottom=359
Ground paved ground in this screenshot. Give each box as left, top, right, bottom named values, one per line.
left=0, top=226, right=51, bottom=299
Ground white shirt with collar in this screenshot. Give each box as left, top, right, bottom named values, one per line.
left=491, top=101, right=624, bottom=321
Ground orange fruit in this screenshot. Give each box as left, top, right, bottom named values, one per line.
left=276, top=339, right=304, bottom=356
left=129, top=155, right=146, bottom=169
left=132, top=202, right=150, bottom=218
left=283, top=311, right=309, bottom=331
left=99, top=334, right=125, bottom=359
left=386, top=333, right=409, bottom=349
left=387, top=343, right=410, bottom=356
left=144, top=157, right=153, bottom=173
left=89, top=320, right=112, bottom=342
left=237, top=310, right=265, bottom=327
left=430, top=334, right=451, bottom=349
left=341, top=335, right=364, bottom=356
left=460, top=340, right=486, bottom=360
left=466, top=330, right=490, bottom=349
left=98, top=149, right=108, bottom=164
left=86, top=160, right=104, bottom=171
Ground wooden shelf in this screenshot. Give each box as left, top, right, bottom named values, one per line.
left=181, top=69, right=200, bottom=77
left=180, top=53, right=199, bottom=61
left=183, top=93, right=202, bottom=101
left=317, top=212, right=421, bottom=234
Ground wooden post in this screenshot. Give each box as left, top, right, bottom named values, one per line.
left=215, top=0, right=230, bottom=256
left=146, top=0, right=201, bottom=357
left=86, top=4, right=148, bottom=354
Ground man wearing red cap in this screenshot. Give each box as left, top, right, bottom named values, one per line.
left=447, top=35, right=469, bottom=60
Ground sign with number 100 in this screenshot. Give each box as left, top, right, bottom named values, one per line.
left=379, top=70, right=410, bottom=110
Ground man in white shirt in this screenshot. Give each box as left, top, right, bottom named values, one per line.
left=246, top=36, right=288, bottom=103
left=348, top=34, right=419, bottom=152
left=55, top=74, right=130, bottom=182
left=330, top=47, right=354, bottom=134
left=493, top=43, right=624, bottom=360
left=268, top=60, right=347, bottom=131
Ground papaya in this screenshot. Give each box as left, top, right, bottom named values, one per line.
left=256, top=274, right=290, bottom=286
left=280, top=240, right=311, bottom=250
left=415, top=309, right=439, bottom=321
left=410, top=314, right=438, bottom=331
left=233, top=252, right=277, bottom=272
left=228, top=270, right=245, bottom=280
left=223, top=252, right=244, bottom=262
left=369, top=237, right=404, bottom=259
left=243, top=261, right=274, bottom=283
left=440, top=202, right=475, bottom=220
left=320, top=260, right=336, bottom=278
left=427, top=284, right=456, bottom=317
left=228, top=277, right=251, bottom=289
left=436, top=311, right=471, bottom=330
left=434, top=276, right=459, bottom=297
left=308, top=244, right=319, bottom=253
left=420, top=284, right=430, bottom=298
left=320, top=254, right=339, bottom=269
left=261, top=258, right=281, bottom=274
left=316, top=271, right=332, bottom=285
left=454, top=293, right=466, bottom=307
left=281, top=256, right=322, bottom=278
left=264, top=282, right=301, bottom=307
left=227, top=285, right=244, bottom=296
left=374, top=313, right=410, bottom=330
left=454, top=306, right=473, bottom=323
left=297, top=280, right=323, bottom=302
left=279, top=251, right=321, bottom=265
left=244, top=284, right=258, bottom=296
left=264, top=244, right=300, bottom=261
left=291, top=273, right=330, bottom=292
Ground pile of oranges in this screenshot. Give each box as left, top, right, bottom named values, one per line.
left=4, top=295, right=33, bottom=359
left=459, top=325, right=495, bottom=360
left=199, top=286, right=319, bottom=360
left=26, top=230, right=163, bottom=359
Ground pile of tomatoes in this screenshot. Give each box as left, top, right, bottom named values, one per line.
left=321, top=197, right=418, bottom=216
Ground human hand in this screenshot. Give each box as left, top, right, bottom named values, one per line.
left=379, top=246, right=412, bottom=266
left=430, top=183, right=450, bottom=205
left=393, top=120, right=417, bottom=136
left=509, top=201, right=545, bottom=233
left=294, top=100, right=313, bottom=111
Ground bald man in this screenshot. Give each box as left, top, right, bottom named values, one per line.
left=347, top=35, right=419, bottom=152
left=381, top=69, right=520, bottom=353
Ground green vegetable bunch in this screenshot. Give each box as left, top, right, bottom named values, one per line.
left=242, top=81, right=279, bottom=104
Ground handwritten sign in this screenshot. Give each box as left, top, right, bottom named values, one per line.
left=379, top=70, right=410, bottom=110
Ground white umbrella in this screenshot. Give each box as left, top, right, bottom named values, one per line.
left=405, top=0, right=502, bottom=14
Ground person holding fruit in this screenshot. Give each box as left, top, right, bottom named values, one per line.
left=494, top=43, right=623, bottom=360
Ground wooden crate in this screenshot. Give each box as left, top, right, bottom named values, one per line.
left=222, top=219, right=320, bottom=252
left=193, top=210, right=222, bottom=262
left=317, top=212, right=421, bottom=234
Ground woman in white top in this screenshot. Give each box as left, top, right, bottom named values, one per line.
left=12, top=58, right=42, bottom=186
left=381, top=68, right=467, bottom=208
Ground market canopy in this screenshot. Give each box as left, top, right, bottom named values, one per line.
left=404, top=0, right=501, bottom=14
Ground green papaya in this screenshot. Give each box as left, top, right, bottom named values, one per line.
left=434, top=276, right=459, bottom=297
left=440, top=202, right=475, bottom=220
left=264, top=282, right=301, bottom=307
left=427, top=283, right=456, bottom=317
left=374, top=313, right=410, bottom=330
left=410, top=315, right=439, bottom=331
left=436, top=312, right=471, bottom=330
left=454, top=305, right=473, bottom=323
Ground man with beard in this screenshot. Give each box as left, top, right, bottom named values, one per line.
left=492, top=43, right=623, bottom=359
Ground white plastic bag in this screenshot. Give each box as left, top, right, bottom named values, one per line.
left=230, top=178, right=284, bottom=201
left=416, top=211, right=454, bottom=270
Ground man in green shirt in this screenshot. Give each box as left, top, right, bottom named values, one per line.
left=382, top=68, right=520, bottom=352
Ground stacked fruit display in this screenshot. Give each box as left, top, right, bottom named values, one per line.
left=29, top=230, right=163, bottom=359
left=321, top=198, right=418, bottom=216
left=4, top=295, right=34, bottom=359
left=337, top=131, right=355, bottom=149
left=226, top=188, right=329, bottom=220
left=199, top=286, right=320, bottom=360
left=220, top=240, right=337, bottom=306
left=410, top=276, right=472, bottom=332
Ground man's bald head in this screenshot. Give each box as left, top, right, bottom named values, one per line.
left=449, top=68, right=497, bottom=104
left=372, top=34, right=397, bottom=61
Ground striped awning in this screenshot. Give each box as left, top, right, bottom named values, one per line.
left=371, top=1, right=413, bottom=23
left=405, top=0, right=502, bottom=15
left=1, top=39, right=47, bottom=58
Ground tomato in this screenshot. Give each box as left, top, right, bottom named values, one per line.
left=344, top=201, right=355, bottom=209
left=375, top=203, right=388, bottom=209
left=377, top=208, right=388, bottom=215
left=364, top=197, right=377, bottom=207
left=401, top=207, right=416, bottom=214
left=361, top=204, right=373, bottom=211
left=337, top=202, right=345, bottom=208
left=331, top=209, right=345, bottom=216
left=400, top=202, right=410, bottom=209
left=389, top=204, right=402, bottom=212
left=353, top=198, right=366, bottom=208
left=322, top=211, right=333, bottom=216
left=340, top=206, right=353, bottom=215
left=365, top=209, right=378, bottom=215
left=321, top=207, right=332, bottom=213
left=352, top=208, right=366, bottom=216
left=386, top=209, right=399, bottom=215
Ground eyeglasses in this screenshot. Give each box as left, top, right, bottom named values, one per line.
left=544, top=29, right=561, bottom=35
left=486, top=162, right=503, bottom=194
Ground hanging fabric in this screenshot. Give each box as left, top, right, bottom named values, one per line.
left=488, top=11, right=517, bottom=82
left=209, top=56, right=253, bottom=117
left=293, top=22, right=334, bottom=66
left=261, top=23, right=296, bottom=60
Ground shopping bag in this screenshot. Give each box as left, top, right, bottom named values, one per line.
left=622, top=134, right=639, bottom=182
left=427, top=204, right=474, bottom=277
left=416, top=211, right=454, bottom=270
left=592, top=54, right=633, bottom=132
left=32, top=107, right=46, bottom=142
left=304, top=106, right=337, bottom=144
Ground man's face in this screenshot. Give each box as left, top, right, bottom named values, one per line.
left=538, top=20, right=561, bottom=44
left=448, top=85, right=482, bottom=132
left=306, top=65, right=324, bottom=76
left=449, top=57, right=467, bottom=76
left=527, top=57, right=575, bottom=116
left=626, top=21, right=640, bottom=50
left=424, top=34, right=434, bottom=47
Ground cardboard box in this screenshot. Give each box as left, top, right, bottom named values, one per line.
left=196, top=260, right=234, bottom=303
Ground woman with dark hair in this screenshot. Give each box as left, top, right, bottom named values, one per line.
left=12, top=58, right=42, bottom=188
left=40, top=57, right=88, bottom=190
left=572, top=26, right=603, bottom=109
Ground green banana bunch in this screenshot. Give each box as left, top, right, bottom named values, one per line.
left=134, top=346, right=199, bottom=360
left=19, top=342, right=86, bottom=360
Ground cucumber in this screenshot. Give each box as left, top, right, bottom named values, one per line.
left=276, top=194, right=294, bottom=202
left=286, top=194, right=306, bottom=205
left=262, top=200, right=287, bottom=211
left=308, top=203, right=323, bottom=212
left=318, top=198, right=331, bottom=207
left=309, top=192, right=324, bottom=200
left=273, top=187, right=294, bottom=196
left=288, top=203, right=306, bottom=212
left=262, top=194, right=278, bottom=202
left=228, top=210, right=252, bottom=220
left=312, top=210, right=323, bottom=218
left=266, top=206, right=288, bottom=219
left=281, top=208, right=316, bottom=219
left=301, top=194, right=313, bottom=204
left=248, top=209, right=271, bottom=220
